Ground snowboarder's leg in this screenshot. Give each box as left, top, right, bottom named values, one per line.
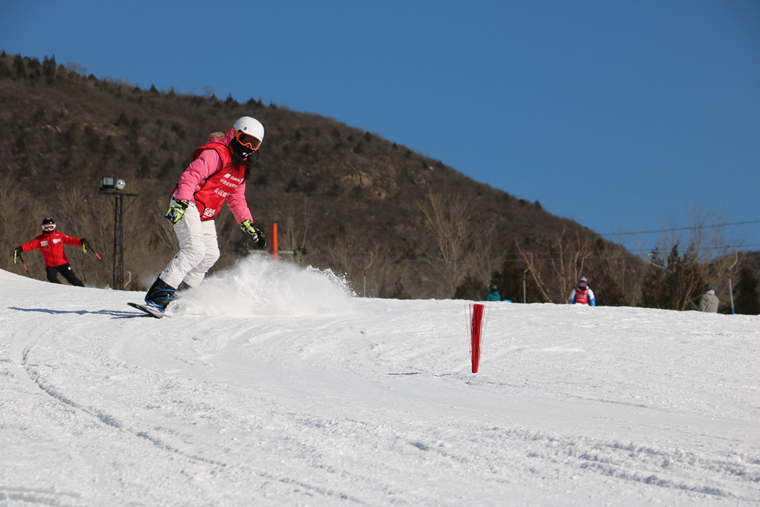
left=144, top=277, right=176, bottom=310
left=159, top=202, right=206, bottom=288
left=181, top=219, right=219, bottom=288
left=46, top=266, right=62, bottom=284
left=57, top=263, right=84, bottom=287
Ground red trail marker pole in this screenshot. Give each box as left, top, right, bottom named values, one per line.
left=468, top=303, right=486, bottom=373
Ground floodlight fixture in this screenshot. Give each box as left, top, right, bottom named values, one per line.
left=99, top=176, right=115, bottom=192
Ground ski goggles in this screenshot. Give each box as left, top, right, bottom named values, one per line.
left=234, top=131, right=262, bottom=151
left=42, top=224, right=56, bottom=232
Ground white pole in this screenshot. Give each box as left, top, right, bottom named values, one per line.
left=363, top=252, right=373, bottom=298
left=728, top=246, right=738, bottom=315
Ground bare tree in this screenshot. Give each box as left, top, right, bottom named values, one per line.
left=636, top=204, right=746, bottom=311
left=417, top=191, right=494, bottom=298
left=326, top=235, right=410, bottom=298
left=279, top=195, right=314, bottom=257
left=686, top=205, right=745, bottom=304
left=519, top=227, right=597, bottom=303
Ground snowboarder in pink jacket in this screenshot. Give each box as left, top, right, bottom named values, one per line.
left=144, top=117, right=267, bottom=311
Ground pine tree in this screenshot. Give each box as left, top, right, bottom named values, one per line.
left=389, top=281, right=411, bottom=300
left=640, top=248, right=669, bottom=309
left=43, top=55, right=56, bottom=84
left=588, top=266, right=627, bottom=306
left=640, top=245, right=703, bottom=311
left=734, top=267, right=760, bottom=315
left=453, top=273, right=487, bottom=301
left=115, top=111, right=130, bottom=127
left=0, top=60, right=11, bottom=79
left=13, top=55, right=26, bottom=79
left=490, top=244, right=542, bottom=303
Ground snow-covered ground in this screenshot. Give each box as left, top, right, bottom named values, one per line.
left=1, top=258, right=759, bottom=506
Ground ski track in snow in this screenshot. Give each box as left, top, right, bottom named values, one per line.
left=1, top=259, right=760, bottom=506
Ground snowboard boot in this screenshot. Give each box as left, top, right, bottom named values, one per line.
left=144, top=277, right=176, bottom=311
left=176, top=281, right=193, bottom=294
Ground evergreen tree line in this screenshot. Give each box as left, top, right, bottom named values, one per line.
left=452, top=242, right=759, bottom=315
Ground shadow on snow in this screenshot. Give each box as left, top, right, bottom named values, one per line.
left=9, top=306, right=142, bottom=319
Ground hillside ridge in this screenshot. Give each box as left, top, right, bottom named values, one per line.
left=0, top=52, right=608, bottom=298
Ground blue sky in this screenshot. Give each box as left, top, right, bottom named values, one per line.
left=2, top=1, right=758, bottom=252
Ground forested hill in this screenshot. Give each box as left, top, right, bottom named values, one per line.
left=0, top=52, right=611, bottom=299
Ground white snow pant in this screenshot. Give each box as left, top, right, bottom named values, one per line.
left=159, top=201, right=220, bottom=289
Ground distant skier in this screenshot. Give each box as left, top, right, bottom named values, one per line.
left=570, top=276, right=596, bottom=306
left=698, top=283, right=719, bottom=313
left=13, top=217, right=88, bottom=286
left=144, top=116, right=267, bottom=311
left=486, top=283, right=501, bottom=301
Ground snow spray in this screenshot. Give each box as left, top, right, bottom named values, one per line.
left=467, top=303, right=488, bottom=373
left=171, top=255, right=355, bottom=317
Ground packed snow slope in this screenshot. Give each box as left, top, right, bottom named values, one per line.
left=1, top=258, right=759, bottom=506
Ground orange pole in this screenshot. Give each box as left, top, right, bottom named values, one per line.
left=271, top=222, right=278, bottom=260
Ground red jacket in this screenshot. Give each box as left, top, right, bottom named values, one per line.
left=191, top=142, right=246, bottom=221
left=172, top=128, right=252, bottom=223
left=21, top=231, right=83, bottom=267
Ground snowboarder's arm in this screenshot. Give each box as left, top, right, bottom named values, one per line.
left=588, top=288, right=596, bottom=306
left=174, top=150, right=222, bottom=202
left=227, top=182, right=253, bottom=224
left=570, top=289, right=577, bottom=304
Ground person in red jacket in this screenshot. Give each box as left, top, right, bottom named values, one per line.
left=143, top=116, right=268, bottom=311
left=570, top=276, right=596, bottom=306
left=14, top=217, right=88, bottom=286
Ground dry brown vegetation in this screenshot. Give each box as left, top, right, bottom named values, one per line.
left=1, top=52, right=757, bottom=311
left=0, top=52, right=599, bottom=297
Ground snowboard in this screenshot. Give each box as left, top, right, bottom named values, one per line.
left=128, top=302, right=170, bottom=319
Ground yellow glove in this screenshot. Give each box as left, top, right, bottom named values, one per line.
left=240, top=220, right=266, bottom=248
left=165, top=200, right=189, bottom=225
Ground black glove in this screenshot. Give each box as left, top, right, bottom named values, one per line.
left=165, top=200, right=190, bottom=225
left=240, top=219, right=266, bottom=249
left=13, top=246, right=22, bottom=264
left=81, top=238, right=89, bottom=252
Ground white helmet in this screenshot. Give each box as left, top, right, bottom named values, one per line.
left=233, top=116, right=264, bottom=144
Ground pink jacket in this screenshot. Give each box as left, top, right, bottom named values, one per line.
left=173, top=128, right=253, bottom=224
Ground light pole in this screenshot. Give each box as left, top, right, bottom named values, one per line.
left=727, top=246, right=738, bottom=315
left=100, top=177, right=138, bottom=290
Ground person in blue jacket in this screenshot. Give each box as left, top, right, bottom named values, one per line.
left=570, top=276, right=596, bottom=306
left=486, top=283, right=501, bottom=301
